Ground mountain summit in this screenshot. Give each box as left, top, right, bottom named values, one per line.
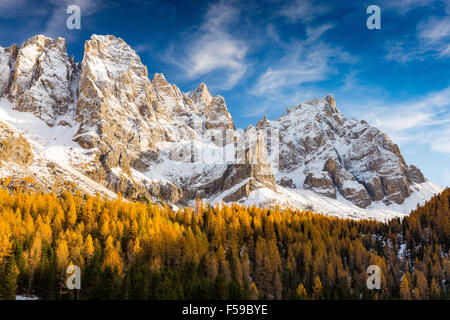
left=257, top=96, right=428, bottom=208
left=0, top=34, right=442, bottom=220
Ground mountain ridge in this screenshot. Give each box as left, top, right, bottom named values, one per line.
left=0, top=34, right=443, bottom=220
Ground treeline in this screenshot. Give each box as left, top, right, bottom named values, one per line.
left=0, top=184, right=449, bottom=300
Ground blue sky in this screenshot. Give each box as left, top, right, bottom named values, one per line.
left=0, top=0, right=449, bottom=187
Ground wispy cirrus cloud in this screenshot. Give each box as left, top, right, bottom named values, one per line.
left=358, top=86, right=450, bottom=155
left=247, top=23, right=353, bottom=116
left=375, top=112, right=450, bottom=132
left=418, top=16, right=450, bottom=57
left=385, top=5, right=450, bottom=62
left=385, top=25, right=450, bottom=62
left=371, top=86, right=450, bottom=126
left=0, top=0, right=27, bottom=16
left=385, top=40, right=426, bottom=63
left=239, top=21, right=362, bottom=121
left=278, top=0, right=330, bottom=23
left=418, top=16, right=450, bottom=43
left=250, top=41, right=350, bottom=96
left=165, top=0, right=248, bottom=90
left=431, top=127, right=450, bottom=153
left=381, top=0, right=434, bottom=14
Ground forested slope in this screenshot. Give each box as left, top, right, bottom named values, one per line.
left=0, top=181, right=448, bottom=300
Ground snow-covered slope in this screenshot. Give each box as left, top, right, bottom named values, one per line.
left=228, top=181, right=442, bottom=221
left=0, top=34, right=444, bottom=220
left=255, top=95, right=437, bottom=209
left=0, top=98, right=117, bottom=198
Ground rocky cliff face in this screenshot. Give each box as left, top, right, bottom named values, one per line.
left=64, top=34, right=271, bottom=204
left=7, top=35, right=77, bottom=126
left=191, top=85, right=235, bottom=131
left=0, top=34, right=441, bottom=218
left=0, top=44, right=17, bottom=97
left=73, top=35, right=168, bottom=197
left=75, top=35, right=166, bottom=150
left=0, top=121, right=33, bottom=166
left=256, top=95, right=426, bottom=208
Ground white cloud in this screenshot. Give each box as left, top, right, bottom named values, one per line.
left=382, top=0, right=433, bottom=14
left=375, top=113, right=432, bottom=131
left=251, top=45, right=330, bottom=95
left=266, top=24, right=281, bottom=43
left=386, top=14, right=450, bottom=62
left=403, top=86, right=450, bottom=110
left=371, top=86, right=450, bottom=126
left=243, top=23, right=354, bottom=118
left=250, top=24, right=352, bottom=96
left=338, top=70, right=389, bottom=99
left=418, top=16, right=450, bottom=57
left=278, top=0, right=330, bottom=22
left=441, top=44, right=450, bottom=56
left=305, top=23, right=334, bottom=44
left=166, top=1, right=248, bottom=90
left=134, top=43, right=153, bottom=54
left=385, top=41, right=426, bottom=63
left=356, top=86, right=450, bottom=157
left=418, top=16, right=450, bottom=42
left=431, top=129, right=450, bottom=153
left=0, top=0, right=27, bottom=17
left=186, top=34, right=247, bottom=84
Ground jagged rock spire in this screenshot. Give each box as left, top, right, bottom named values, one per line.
left=325, top=94, right=336, bottom=108
left=190, top=83, right=213, bottom=110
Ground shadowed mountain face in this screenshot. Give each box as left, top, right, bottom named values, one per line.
left=0, top=34, right=441, bottom=219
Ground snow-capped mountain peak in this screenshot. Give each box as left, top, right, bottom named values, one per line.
left=0, top=34, right=443, bottom=220
left=257, top=94, right=432, bottom=210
